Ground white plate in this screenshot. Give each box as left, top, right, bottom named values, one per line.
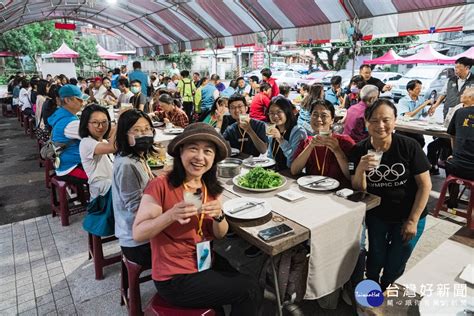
left=297, top=175, right=340, bottom=191
left=277, top=189, right=305, bottom=201
left=223, top=197, right=271, bottom=220
left=164, top=128, right=184, bottom=134
left=232, top=174, right=286, bottom=192
left=242, top=157, right=276, bottom=168
left=231, top=148, right=240, bottom=157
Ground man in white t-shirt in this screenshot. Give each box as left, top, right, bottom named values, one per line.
left=117, top=78, right=134, bottom=108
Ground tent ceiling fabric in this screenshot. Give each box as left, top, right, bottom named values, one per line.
left=0, top=0, right=472, bottom=53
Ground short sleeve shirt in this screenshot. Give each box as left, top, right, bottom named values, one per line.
left=144, top=175, right=216, bottom=281
left=223, top=119, right=268, bottom=156
left=447, top=106, right=474, bottom=170
left=79, top=137, right=114, bottom=199
left=348, top=134, right=430, bottom=222
left=293, top=134, right=355, bottom=188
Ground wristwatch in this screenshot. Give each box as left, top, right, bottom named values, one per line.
left=213, top=212, right=225, bottom=222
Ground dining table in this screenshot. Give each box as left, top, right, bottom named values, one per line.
left=395, top=118, right=451, bottom=139
left=218, top=166, right=380, bottom=316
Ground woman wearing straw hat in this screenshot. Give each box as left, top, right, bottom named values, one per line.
left=133, top=123, right=262, bottom=315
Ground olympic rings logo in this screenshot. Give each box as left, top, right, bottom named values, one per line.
left=367, top=163, right=406, bottom=183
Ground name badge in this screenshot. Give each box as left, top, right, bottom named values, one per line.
left=196, top=240, right=211, bottom=272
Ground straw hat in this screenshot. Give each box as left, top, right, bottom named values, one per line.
left=167, top=123, right=231, bottom=162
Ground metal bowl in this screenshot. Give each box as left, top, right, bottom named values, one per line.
left=217, top=158, right=242, bottom=178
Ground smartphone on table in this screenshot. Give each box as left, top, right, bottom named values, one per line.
left=347, top=191, right=368, bottom=202
left=258, top=224, right=294, bottom=242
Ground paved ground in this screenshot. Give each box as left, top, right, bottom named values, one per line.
left=0, top=112, right=469, bottom=315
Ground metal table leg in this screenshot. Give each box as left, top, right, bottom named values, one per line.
left=271, top=257, right=283, bottom=316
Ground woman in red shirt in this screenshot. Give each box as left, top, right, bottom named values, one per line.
left=133, top=123, right=262, bottom=315
left=291, top=99, right=355, bottom=188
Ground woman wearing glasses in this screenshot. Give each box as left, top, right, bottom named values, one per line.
left=266, top=97, right=306, bottom=170
left=291, top=99, right=354, bottom=188
left=79, top=105, right=117, bottom=236
left=112, top=109, right=156, bottom=266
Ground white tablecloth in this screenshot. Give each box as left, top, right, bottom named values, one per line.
left=222, top=175, right=366, bottom=299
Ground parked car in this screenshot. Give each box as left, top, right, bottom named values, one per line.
left=391, top=65, right=454, bottom=102
left=270, top=62, right=288, bottom=71
left=371, top=71, right=403, bottom=99
left=288, top=63, right=309, bottom=74
left=272, top=71, right=304, bottom=90
left=322, top=69, right=353, bottom=91
left=296, top=71, right=336, bottom=89
left=243, top=70, right=262, bottom=83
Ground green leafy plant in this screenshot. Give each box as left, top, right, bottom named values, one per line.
left=238, top=167, right=283, bottom=189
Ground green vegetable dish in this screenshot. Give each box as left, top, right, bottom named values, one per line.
left=238, top=167, right=283, bottom=189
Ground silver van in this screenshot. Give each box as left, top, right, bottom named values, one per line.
left=391, top=65, right=454, bottom=102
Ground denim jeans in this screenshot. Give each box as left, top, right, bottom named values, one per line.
left=366, top=215, right=426, bottom=291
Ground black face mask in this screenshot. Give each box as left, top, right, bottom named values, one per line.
left=132, top=136, right=154, bottom=152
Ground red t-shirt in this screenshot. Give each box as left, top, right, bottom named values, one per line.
left=249, top=92, right=270, bottom=122
left=293, top=134, right=355, bottom=188
left=144, top=175, right=216, bottom=281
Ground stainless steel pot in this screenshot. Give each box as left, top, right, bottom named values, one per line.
left=217, top=158, right=242, bottom=178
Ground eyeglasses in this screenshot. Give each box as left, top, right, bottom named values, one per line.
left=128, top=126, right=154, bottom=135
left=268, top=110, right=284, bottom=117
left=229, top=104, right=245, bottom=111
left=311, top=112, right=331, bottom=120
left=89, top=120, right=110, bottom=128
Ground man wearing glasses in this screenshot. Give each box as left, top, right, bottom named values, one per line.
left=48, top=84, right=89, bottom=185
left=223, top=94, right=268, bottom=156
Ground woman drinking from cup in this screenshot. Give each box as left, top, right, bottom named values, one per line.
left=348, top=99, right=432, bottom=291
left=291, top=99, right=354, bottom=187
left=112, top=109, right=156, bottom=266
left=201, top=96, right=230, bottom=132
left=266, top=97, right=306, bottom=170
left=133, top=123, right=262, bottom=315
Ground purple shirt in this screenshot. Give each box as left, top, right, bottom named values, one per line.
left=343, top=100, right=368, bottom=143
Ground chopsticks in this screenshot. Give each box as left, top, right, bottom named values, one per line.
left=303, top=177, right=329, bottom=187
left=229, top=201, right=265, bottom=214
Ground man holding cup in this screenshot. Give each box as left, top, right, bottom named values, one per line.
left=223, top=94, right=267, bottom=156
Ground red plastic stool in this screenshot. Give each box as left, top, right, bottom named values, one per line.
left=120, top=256, right=152, bottom=316
left=87, top=234, right=121, bottom=280
left=144, top=294, right=216, bottom=316
left=433, top=174, right=474, bottom=230
left=50, top=176, right=88, bottom=226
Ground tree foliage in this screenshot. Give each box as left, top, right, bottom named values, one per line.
left=0, top=21, right=100, bottom=70
left=307, top=35, right=418, bottom=71
left=159, top=53, right=193, bottom=73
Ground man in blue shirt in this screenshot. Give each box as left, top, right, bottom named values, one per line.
left=325, top=75, right=344, bottom=106
left=397, top=79, right=432, bottom=119
left=396, top=79, right=433, bottom=147
left=128, top=61, right=149, bottom=97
